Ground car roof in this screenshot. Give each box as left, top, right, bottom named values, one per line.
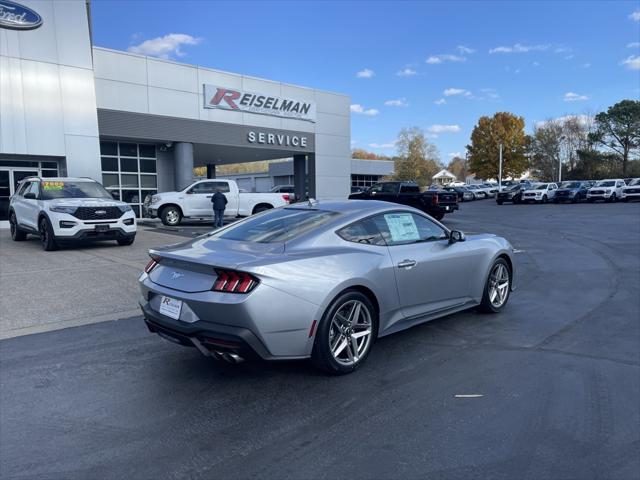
left=286, top=200, right=418, bottom=218
left=21, top=176, right=96, bottom=183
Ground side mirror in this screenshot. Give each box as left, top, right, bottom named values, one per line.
left=449, top=230, right=466, bottom=244
left=24, top=193, right=36, bottom=200
left=186, top=190, right=193, bottom=194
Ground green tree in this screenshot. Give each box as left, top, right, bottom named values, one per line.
left=351, top=149, right=390, bottom=160
left=447, top=156, right=468, bottom=180
left=589, top=100, right=640, bottom=176
left=466, top=112, right=530, bottom=180
left=393, top=127, right=441, bottom=186
left=530, top=120, right=563, bottom=181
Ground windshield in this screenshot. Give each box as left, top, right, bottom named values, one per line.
left=563, top=182, right=581, bottom=189
left=596, top=181, right=615, bottom=187
left=535, top=184, right=548, bottom=190
left=40, top=181, right=114, bottom=200
left=508, top=185, right=521, bottom=191
left=630, top=179, right=640, bottom=186
left=215, top=208, right=338, bottom=243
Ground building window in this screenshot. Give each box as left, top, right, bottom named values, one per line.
left=351, top=174, right=382, bottom=188
left=100, top=141, right=157, bottom=217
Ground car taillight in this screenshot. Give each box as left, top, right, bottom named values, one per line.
left=213, top=269, right=259, bottom=294
left=282, top=194, right=290, bottom=203
left=144, top=254, right=160, bottom=274
left=431, top=194, right=439, bottom=206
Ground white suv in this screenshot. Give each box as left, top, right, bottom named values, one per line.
left=9, top=177, right=137, bottom=251
left=621, top=178, right=640, bottom=202
left=587, top=179, right=626, bottom=202
left=521, top=183, right=558, bottom=203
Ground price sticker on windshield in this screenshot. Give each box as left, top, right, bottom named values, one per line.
left=42, top=181, right=64, bottom=190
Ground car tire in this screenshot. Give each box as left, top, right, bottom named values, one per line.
left=38, top=216, right=58, bottom=251
left=587, top=198, right=594, bottom=203
left=553, top=199, right=559, bottom=204
left=610, top=193, right=617, bottom=203
left=9, top=212, right=27, bottom=241
left=117, top=236, right=135, bottom=246
left=479, top=258, right=511, bottom=313
left=571, top=196, right=579, bottom=204
left=542, top=195, right=548, bottom=204
left=311, top=290, right=377, bottom=375
left=497, top=200, right=503, bottom=205
left=160, top=206, right=182, bottom=226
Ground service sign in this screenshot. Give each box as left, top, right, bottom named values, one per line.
left=0, top=1, right=42, bottom=30
left=204, top=85, right=316, bottom=123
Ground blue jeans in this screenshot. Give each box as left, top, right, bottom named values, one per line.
left=214, top=209, right=224, bottom=228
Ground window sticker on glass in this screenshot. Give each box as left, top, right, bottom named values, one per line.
left=384, top=213, right=420, bottom=243
left=43, top=181, right=64, bottom=190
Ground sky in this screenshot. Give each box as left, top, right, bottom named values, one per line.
left=91, top=0, right=640, bottom=164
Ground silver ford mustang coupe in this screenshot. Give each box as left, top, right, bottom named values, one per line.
left=139, top=200, right=515, bottom=374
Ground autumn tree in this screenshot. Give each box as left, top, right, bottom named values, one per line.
left=466, top=112, right=530, bottom=180
left=393, top=127, right=441, bottom=186
left=352, top=149, right=390, bottom=160
left=589, top=100, right=640, bottom=176
left=447, top=156, right=468, bottom=180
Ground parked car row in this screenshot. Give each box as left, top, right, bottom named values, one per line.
left=496, top=178, right=640, bottom=205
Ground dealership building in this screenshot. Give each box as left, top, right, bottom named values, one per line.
left=0, top=0, right=360, bottom=221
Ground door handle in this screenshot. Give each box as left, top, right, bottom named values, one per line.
left=397, top=259, right=417, bottom=269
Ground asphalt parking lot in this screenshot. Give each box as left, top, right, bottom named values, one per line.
left=1, top=200, right=639, bottom=479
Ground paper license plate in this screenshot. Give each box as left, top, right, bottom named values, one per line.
left=159, top=296, right=182, bottom=320
left=445, top=206, right=450, bottom=211
left=95, top=224, right=110, bottom=232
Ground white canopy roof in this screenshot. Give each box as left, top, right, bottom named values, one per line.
left=432, top=169, right=457, bottom=179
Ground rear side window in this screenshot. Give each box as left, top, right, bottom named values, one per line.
left=217, top=208, right=338, bottom=243
left=338, top=217, right=387, bottom=246
left=400, top=185, right=420, bottom=193
left=378, top=212, right=448, bottom=246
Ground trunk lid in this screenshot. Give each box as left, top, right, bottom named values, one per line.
left=148, top=237, right=284, bottom=293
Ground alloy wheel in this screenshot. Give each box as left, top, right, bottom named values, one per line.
left=165, top=209, right=179, bottom=225
left=328, top=300, right=373, bottom=366
left=488, top=263, right=510, bottom=308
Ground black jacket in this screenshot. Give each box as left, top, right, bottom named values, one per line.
left=211, top=191, right=228, bottom=210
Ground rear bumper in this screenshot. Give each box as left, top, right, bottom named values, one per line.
left=141, top=302, right=274, bottom=360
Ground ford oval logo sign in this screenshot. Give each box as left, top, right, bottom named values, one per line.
left=0, top=1, right=43, bottom=30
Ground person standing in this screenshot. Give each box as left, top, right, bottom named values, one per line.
left=211, top=188, right=228, bottom=228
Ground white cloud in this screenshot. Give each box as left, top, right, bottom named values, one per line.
left=369, top=141, right=397, bottom=149
left=620, top=55, right=640, bottom=70
left=555, top=46, right=573, bottom=54
left=396, top=67, right=417, bottom=76
left=582, top=62, right=591, bottom=68
left=426, top=54, right=466, bottom=64
left=536, top=114, right=592, bottom=128
left=427, top=124, right=460, bottom=134
left=532, top=61, right=540, bottom=67
left=128, top=33, right=201, bottom=59
left=457, top=45, right=475, bottom=54
left=630, top=9, right=640, bottom=21
left=564, top=54, right=575, bottom=60
left=489, top=43, right=550, bottom=54
left=356, top=68, right=375, bottom=78
left=384, top=98, right=409, bottom=107
left=350, top=104, right=379, bottom=116
left=448, top=152, right=464, bottom=158
left=627, top=42, right=640, bottom=48
left=444, top=88, right=471, bottom=97
left=480, top=88, right=500, bottom=99
left=563, top=92, right=590, bottom=102
left=434, top=98, right=446, bottom=105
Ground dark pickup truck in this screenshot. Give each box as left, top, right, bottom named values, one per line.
left=348, top=181, right=458, bottom=220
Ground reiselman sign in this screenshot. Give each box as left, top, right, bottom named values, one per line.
left=204, top=85, right=316, bottom=123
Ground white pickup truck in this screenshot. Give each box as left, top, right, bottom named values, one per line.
left=143, top=179, right=291, bottom=226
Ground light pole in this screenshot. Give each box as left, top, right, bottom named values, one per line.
left=498, top=144, right=503, bottom=191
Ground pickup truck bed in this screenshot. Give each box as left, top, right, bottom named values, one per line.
left=348, top=182, right=458, bottom=220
